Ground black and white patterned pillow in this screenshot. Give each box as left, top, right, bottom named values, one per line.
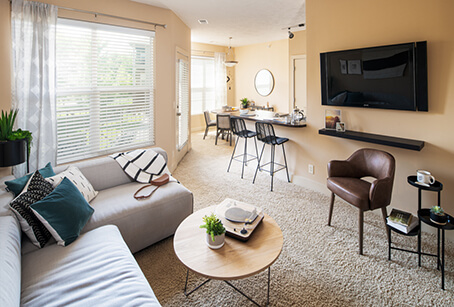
left=9, top=171, right=54, bottom=248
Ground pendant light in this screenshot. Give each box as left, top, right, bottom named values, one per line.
left=224, top=37, right=238, bottom=67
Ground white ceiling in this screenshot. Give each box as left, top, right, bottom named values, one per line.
left=131, top=0, right=305, bottom=47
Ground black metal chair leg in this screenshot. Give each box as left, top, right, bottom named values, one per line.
left=227, top=135, right=239, bottom=172
left=253, top=143, right=266, bottom=184
left=270, top=144, right=275, bottom=191
left=281, top=143, right=290, bottom=182
left=254, top=136, right=260, bottom=171
left=241, top=137, right=247, bottom=179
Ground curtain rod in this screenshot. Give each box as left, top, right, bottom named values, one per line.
left=9, top=1, right=167, bottom=29
left=58, top=6, right=167, bottom=29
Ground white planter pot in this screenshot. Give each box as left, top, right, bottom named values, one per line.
left=206, top=232, right=225, bottom=249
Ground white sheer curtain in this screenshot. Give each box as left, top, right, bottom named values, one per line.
left=11, top=0, right=57, bottom=177
left=214, top=52, right=227, bottom=109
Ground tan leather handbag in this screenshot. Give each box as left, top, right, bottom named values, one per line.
left=133, top=174, right=170, bottom=200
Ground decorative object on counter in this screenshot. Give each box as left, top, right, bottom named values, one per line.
left=430, top=206, right=447, bottom=225
left=200, top=213, right=226, bottom=249
left=291, top=106, right=305, bottom=124
left=336, top=122, right=346, bottom=132
left=239, top=98, right=249, bottom=115
left=0, top=109, right=32, bottom=172
left=417, top=169, right=435, bottom=185
left=254, top=69, right=274, bottom=96
left=240, top=98, right=249, bottom=109
left=325, top=109, right=341, bottom=130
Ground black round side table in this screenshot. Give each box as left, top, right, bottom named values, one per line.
left=418, top=209, right=454, bottom=290
left=407, top=175, right=453, bottom=290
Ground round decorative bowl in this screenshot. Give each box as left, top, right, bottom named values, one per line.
left=240, top=109, right=249, bottom=115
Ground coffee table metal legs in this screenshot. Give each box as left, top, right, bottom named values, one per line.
left=184, top=267, right=271, bottom=306
left=184, top=269, right=211, bottom=296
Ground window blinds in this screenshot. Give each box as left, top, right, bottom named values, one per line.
left=56, top=18, right=155, bottom=164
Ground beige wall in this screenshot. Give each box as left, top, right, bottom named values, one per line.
left=0, top=0, right=190, bottom=175
left=190, top=42, right=234, bottom=132
left=295, top=0, right=454, bottom=238
left=289, top=30, right=307, bottom=56
left=234, top=40, right=290, bottom=113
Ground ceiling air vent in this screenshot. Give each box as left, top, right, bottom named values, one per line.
left=198, top=19, right=208, bottom=25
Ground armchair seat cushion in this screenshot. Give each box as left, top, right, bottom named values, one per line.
left=327, top=177, right=371, bottom=210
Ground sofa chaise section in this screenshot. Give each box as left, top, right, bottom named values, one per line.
left=21, top=225, right=160, bottom=306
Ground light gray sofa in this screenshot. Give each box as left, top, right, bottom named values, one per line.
left=0, top=147, right=193, bottom=306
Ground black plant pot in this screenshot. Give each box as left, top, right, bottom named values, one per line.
left=0, top=139, right=27, bottom=167
left=430, top=211, right=447, bottom=225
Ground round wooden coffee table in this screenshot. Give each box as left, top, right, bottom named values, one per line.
left=174, top=205, right=283, bottom=306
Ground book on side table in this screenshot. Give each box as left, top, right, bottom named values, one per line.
left=388, top=208, right=413, bottom=226
left=387, top=208, right=418, bottom=234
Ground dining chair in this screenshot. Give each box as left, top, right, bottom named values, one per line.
left=327, top=148, right=395, bottom=255
left=203, top=111, right=216, bottom=140
left=215, top=114, right=232, bottom=146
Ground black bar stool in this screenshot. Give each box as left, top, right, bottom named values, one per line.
left=253, top=122, right=290, bottom=191
left=227, top=117, right=260, bottom=179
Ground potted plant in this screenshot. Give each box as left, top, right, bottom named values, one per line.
left=200, top=213, right=226, bottom=249
left=240, top=98, right=249, bottom=109
left=0, top=109, right=32, bottom=168
left=239, top=98, right=250, bottom=115
left=430, top=206, right=447, bottom=225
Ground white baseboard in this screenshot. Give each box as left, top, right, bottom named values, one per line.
left=291, top=175, right=330, bottom=196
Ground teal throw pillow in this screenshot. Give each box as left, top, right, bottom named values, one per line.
left=5, top=162, right=55, bottom=196
left=30, top=177, right=94, bottom=246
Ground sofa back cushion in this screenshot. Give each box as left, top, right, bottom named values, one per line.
left=0, top=215, right=21, bottom=307
left=53, top=147, right=168, bottom=191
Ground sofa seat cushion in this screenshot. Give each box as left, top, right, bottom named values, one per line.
left=21, top=225, right=160, bottom=307
left=0, top=215, right=21, bottom=307
left=82, top=181, right=193, bottom=253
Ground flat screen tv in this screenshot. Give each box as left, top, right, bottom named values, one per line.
left=320, top=41, right=428, bottom=111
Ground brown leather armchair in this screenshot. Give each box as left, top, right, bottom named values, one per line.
left=327, top=148, right=395, bottom=255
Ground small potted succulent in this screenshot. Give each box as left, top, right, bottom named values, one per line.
left=239, top=98, right=249, bottom=115
left=430, top=206, right=447, bottom=225
left=200, top=213, right=226, bottom=249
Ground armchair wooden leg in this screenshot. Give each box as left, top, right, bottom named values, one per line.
left=381, top=207, right=390, bottom=243
left=359, top=209, right=364, bottom=255
left=328, top=193, right=335, bottom=226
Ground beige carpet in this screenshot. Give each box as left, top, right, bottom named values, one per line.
left=135, top=132, right=454, bottom=306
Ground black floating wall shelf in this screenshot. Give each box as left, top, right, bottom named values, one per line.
left=318, top=129, right=424, bottom=151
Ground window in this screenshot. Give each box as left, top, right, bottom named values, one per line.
left=191, top=56, right=214, bottom=115
left=176, top=52, right=189, bottom=150
left=56, top=19, right=155, bottom=164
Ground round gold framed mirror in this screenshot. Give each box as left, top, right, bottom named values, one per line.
left=254, top=69, right=274, bottom=96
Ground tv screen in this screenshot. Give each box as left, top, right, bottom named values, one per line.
left=320, top=42, right=428, bottom=111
